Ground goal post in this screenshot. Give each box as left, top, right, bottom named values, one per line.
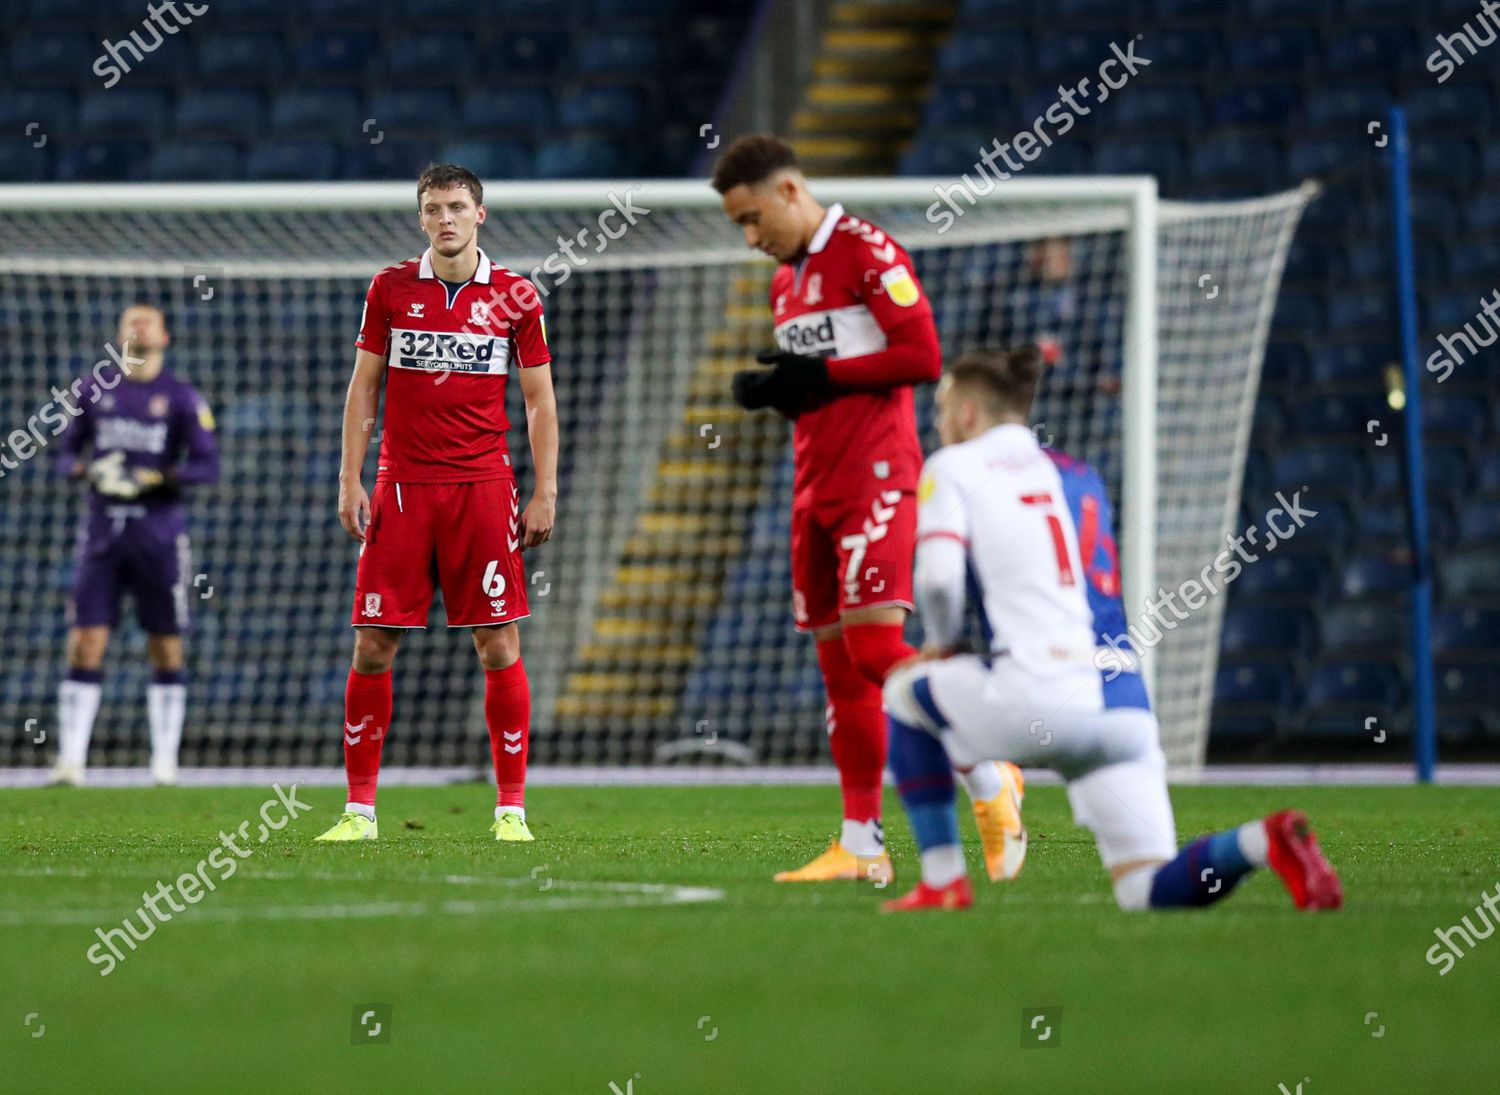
left=0, top=177, right=1312, bottom=776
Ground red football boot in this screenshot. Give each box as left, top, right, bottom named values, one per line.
left=1265, top=810, right=1343, bottom=910
left=881, top=876, right=974, bottom=912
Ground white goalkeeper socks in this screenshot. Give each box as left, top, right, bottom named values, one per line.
left=58, top=678, right=103, bottom=769
left=147, top=682, right=186, bottom=769
left=496, top=805, right=526, bottom=822
left=956, top=761, right=1005, bottom=802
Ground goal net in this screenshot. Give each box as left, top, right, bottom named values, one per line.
left=0, top=179, right=1310, bottom=775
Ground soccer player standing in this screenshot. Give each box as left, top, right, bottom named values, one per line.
left=713, top=135, right=1022, bottom=884
left=881, top=347, right=1342, bottom=912
left=314, top=164, right=558, bottom=843
left=52, top=303, right=220, bottom=786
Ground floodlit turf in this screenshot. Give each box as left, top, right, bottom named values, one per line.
left=5, top=782, right=1499, bottom=1092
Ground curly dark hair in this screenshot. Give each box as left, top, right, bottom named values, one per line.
left=710, top=134, right=799, bottom=194
left=416, top=164, right=483, bottom=207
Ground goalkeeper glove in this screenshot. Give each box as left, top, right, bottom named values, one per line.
left=86, top=453, right=168, bottom=499
left=87, top=452, right=139, bottom=499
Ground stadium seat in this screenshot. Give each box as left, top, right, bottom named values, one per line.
left=899, top=136, right=990, bottom=177
left=196, top=31, right=288, bottom=80
left=575, top=33, right=659, bottom=75
left=0, top=89, right=74, bottom=134
left=1233, top=551, right=1333, bottom=599
left=7, top=33, right=96, bottom=80
left=921, top=84, right=1013, bottom=131
left=1433, top=606, right=1500, bottom=657
left=1304, top=660, right=1404, bottom=709
left=1111, top=87, right=1203, bottom=133
left=461, top=88, right=555, bottom=135
left=367, top=89, right=459, bottom=133
left=173, top=89, right=266, bottom=140
left=1270, top=445, right=1367, bottom=492
left=0, top=142, right=51, bottom=183
left=1091, top=140, right=1187, bottom=191
left=436, top=140, right=537, bottom=179
left=487, top=29, right=570, bottom=75
left=1229, top=29, right=1319, bottom=76
left=1286, top=392, right=1385, bottom=439
left=1308, top=342, right=1388, bottom=385
left=1341, top=555, right=1412, bottom=599
left=1150, top=29, right=1227, bottom=72
left=1318, top=600, right=1406, bottom=655
left=295, top=31, right=378, bottom=75
left=1325, top=291, right=1392, bottom=334
left=535, top=137, right=623, bottom=177
left=557, top=88, right=645, bottom=132
left=387, top=32, right=475, bottom=78
left=1325, top=28, right=1414, bottom=74
left=1270, top=292, right=1323, bottom=332
left=1457, top=495, right=1500, bottom=542
left=1441, top=546, right=1500, bottom=599
left=1261, top=341, right=1310, bottom=386
left=1447, top=241, right=1500, bottom=282
left=1370, top=446, right=1471, bottom=494
left=1465, top=191, right=1500, bottom=232
left=1423, top=393, right=1488, bottom=442
left=1287, top=138, right=1375, bottom=182
left=245, top=140, right=340, bottom=181
left=270, top=89, right=364, bottom=137
left=1215, top=661, right=1296, bottom=706
left=1188, top=137, right=1286, bottom=192
left=148, top=142, right=243, bottom=182
left=934, top=31, right=1031, bottom=75
left=76, top=89, right=171, bottom=138
left=954, top=0, right=1033, bottom=23
left=1220, top=606, right=1317, bottom=659
left=55, top=140, right=150, bottom=181
left=1406, top=84, right=1493, bottom=135
left=1210, top=84, right=1298, bottom=128
left=340, top=140, right=441, bottom=180
left=1034, top=33, right=1120, bottom=78
left=1410, top=139, right=1480, bottom=190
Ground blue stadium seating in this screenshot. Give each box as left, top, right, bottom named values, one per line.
left=173, top=90, right=267, bottom=140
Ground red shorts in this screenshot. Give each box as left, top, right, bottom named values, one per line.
left=790, top=485, right=916, bottom=633
left=351, top=478, right=529, bottom=629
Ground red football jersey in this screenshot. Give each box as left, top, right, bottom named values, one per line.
left=770, top=203, right=935, bottom=499
left=356, top=247, right=550, bottom=484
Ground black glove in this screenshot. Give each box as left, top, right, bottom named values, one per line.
left=754, top=349, right=832, bottom=400
left=731, top=367, right=782, bottom=411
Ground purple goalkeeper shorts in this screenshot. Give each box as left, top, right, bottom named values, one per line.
left=69, top=506, right=191, bottom=635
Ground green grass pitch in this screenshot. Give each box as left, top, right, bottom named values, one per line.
left=5, top=782, right=1499, bottom=1092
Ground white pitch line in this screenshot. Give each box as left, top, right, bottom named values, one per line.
left=0, top=873, right=723, bottom=927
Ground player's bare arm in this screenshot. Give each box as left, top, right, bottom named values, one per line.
left=518, top=362, right=557, bottom=549
left=337, top=347, right=387, bottom=542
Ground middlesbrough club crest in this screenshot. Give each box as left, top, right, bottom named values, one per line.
left=469, top=301, right=490, bottom=325
left=362, top=593, right=382, bottom=617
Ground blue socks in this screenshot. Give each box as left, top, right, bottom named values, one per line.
left=1148, top=829, right=1256, bottom=908
left=888, top=714, right=960, bottom=853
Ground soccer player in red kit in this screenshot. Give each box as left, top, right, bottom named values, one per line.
left=713, top=136, right=1027, bottom=884
left=315, top=164, right=558, bottom=843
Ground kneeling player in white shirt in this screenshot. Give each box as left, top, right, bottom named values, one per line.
left=880, top=346, right=1342, bottom=912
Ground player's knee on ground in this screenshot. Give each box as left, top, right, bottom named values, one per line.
left=352, top=627, right=401, bottom=674
left=1111, top=864, right=1161, bottom=911
left=472, top=624, right=519, bottom=670
left=66, top=626, right=109, bottom=670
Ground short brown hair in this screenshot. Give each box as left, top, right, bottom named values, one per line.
left=417, top=163, right=483, bottom=207
left=711, top=134, right=799, bottom=194
left=947, top=345, right=1047, bottom=418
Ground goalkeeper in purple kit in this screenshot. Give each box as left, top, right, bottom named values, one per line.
left=50, top=304, right=219, bottom=786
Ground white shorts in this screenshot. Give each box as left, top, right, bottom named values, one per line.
left=884, top=654, right=1177, bottom=869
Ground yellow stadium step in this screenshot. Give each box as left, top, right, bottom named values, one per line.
left=829, top=1, right=950, bottom=27
left=789, top=135, right=892, bottom=161
left=576, top=643, right=697, bottom=665
left=599, top=586, right=718, bottom=610
left=553, top=696, right=677, bottom=719
left=813, top=55, right=931, bottom=80
left=621, top=535, right=745, bottom=559
left=591, top=617, right=684, bottom=641
left=806, top=83, right=911, bottom=107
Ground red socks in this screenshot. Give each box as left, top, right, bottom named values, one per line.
left=485, top=659, right=531, bottom=809
left=343, top=667, right=392, bottom=808
left=816, top=636, right=887, bottom=823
